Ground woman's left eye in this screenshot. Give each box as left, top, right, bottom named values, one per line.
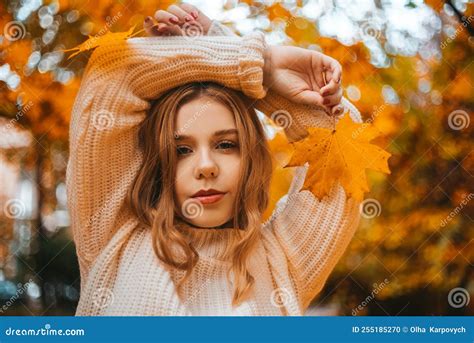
left=216, top=140, right=238, bottom=150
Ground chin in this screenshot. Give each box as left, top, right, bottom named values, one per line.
left=187, top=215, right=232, bottom=229
left=196, top=219, right=228, bottom=228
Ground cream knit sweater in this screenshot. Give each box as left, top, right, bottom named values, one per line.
left=66, top=20, right=362, bottom=316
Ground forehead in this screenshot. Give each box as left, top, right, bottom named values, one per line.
left=175, top=97, right=237, bottom=138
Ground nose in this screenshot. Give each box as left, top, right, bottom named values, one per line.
left=194, top=148, right=219, bottom=179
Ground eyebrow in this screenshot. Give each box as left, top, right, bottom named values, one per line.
left=174, top=129, right=238, bottom=141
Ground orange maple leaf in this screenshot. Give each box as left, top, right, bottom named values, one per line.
left=284, top=113, right=391, bottom=202
left=63, top=25, right=142, bottom=59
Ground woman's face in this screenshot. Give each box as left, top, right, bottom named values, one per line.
left=174, top=97, right=241, bottom=228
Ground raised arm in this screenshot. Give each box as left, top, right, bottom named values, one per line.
left=147, top=5, right=343, bottom=111
left=208, top=19, right=363, bottom=313
left=257, top=92, right=363, bottom=313
left=65, top=32, right=267, bottom=281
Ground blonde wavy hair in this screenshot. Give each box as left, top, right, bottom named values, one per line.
left=128, top=82, right=273, bottom=307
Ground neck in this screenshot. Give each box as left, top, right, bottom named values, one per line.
left=174, top=216, right=244, bottom=262
left=177, top=217, right=236, bottom=230
left=214, top=219, right=235, bottom=229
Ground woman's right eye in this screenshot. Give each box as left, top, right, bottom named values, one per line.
left=177, top=146, right=192, bottom=155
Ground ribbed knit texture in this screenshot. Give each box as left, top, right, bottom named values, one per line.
left=66, top=21, right=362, bottom=316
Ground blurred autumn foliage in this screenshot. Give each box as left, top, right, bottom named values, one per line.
left=0, top=0, right=472, bottom=315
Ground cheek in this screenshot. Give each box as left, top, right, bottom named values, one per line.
left=174, top=161, right=189, bottom=201
left=224, top=155, right=242, bottom=192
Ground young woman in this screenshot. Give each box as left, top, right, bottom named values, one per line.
left=66, top=3, right=362, bottom=316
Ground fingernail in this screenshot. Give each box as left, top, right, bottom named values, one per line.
left=191, top=11, right=199, bottom=19
left=184, top=16, right=192, bottom=22
left=170, top=17, right=179, bottom=24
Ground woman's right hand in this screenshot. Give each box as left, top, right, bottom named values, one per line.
left=143, top=3, right=343, bottom=115
left=144, top=3, right=212, bottom=36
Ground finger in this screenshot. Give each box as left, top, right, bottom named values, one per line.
left=179, top=3, right=199, bottom=19
left=154, top=9, right=180, bottom=25
left=320, top=79, right=340, bottom=97
left=324, top=68, right=334, bottom=88
left=313, top=58, right=326, bottom=89
left=321, top=56, right=342, bottom=85
left=145, top=17, right=173, bottom=37
left=154, top=23, right=176, bottom=36
left=143, top=16, right=155, bottom=36
left=145, top=17, right=182, bottom=37
left=295, top=90, right=325, bottom=107
left=167, top=4, right=194, bottom=23
left=330, top=105, right=345, bottom=117
left=304, top=51, right=325, bottom=89
left=166, top=24, right=185, bottom=36
left=180, top=3, right=212, bottom=33
left=322, top=88, right=343, bottom=107
left=326, top=57, right=342, bottom=84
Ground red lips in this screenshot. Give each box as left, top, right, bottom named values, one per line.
left=191, top=188, right=224, bottom=198
left=191, top=189, right=226, bottom=205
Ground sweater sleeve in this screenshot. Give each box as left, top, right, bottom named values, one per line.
left=66, top=32, right=268, bottom=279
left=257, top=93, right=363, bottom=312
left=208, top=20, right=362, bottom=312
